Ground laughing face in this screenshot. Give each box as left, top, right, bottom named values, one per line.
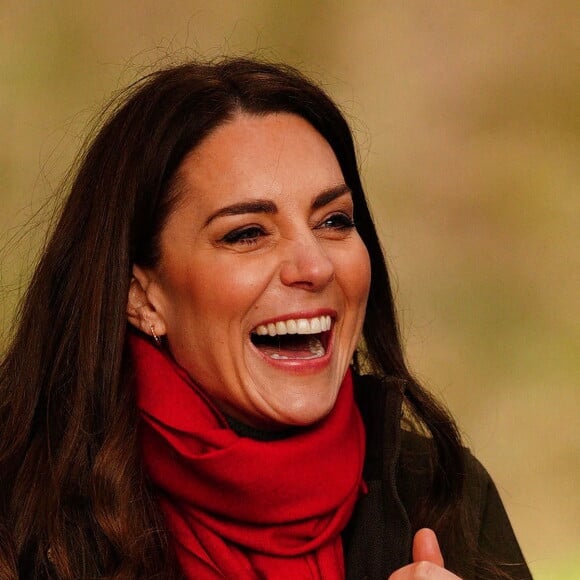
left=129, top=112, right=371, bottom=428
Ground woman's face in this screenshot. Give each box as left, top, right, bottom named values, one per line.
left=137, top=112, right=371, bottom=428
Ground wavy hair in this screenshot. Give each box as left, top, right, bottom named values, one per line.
left=1, top=59, right=468, bottom=578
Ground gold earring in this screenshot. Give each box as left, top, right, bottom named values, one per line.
left=149, top=324, right=161, bottom=347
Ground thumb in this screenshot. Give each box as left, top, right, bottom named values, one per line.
left=412, top=528, right=445, bottom=567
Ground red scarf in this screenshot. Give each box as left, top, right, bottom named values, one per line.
left=131, top=333, right=366, bottom=579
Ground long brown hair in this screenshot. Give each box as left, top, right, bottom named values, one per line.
left=1, top=59, right=466, bottom=578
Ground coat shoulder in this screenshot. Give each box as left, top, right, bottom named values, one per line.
left=351, top=372, right=532, bottom=579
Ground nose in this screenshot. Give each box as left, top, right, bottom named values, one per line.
left=279, top=234, right=335, bottom=291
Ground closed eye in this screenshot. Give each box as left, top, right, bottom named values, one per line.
left=221, top=225, right=266, bottom=246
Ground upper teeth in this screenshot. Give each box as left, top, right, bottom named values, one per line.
left=253, top=315, right=332, bottom=337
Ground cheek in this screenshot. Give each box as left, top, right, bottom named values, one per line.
left=159, top=258, right=272, bottom=336
left=338, top=241, right=372, bottom=307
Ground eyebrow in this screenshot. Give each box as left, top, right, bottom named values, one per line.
left=203, top=183, right=352, bottom=227
left=311, top=183, right=352, bottom=210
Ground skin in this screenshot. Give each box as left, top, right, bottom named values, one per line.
left=127, top=112, right=371, bottom=428
left=389, top=529, right=462, bottom=579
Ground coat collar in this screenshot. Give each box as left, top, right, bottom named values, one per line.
left=343, top=373, right=412, bottom=579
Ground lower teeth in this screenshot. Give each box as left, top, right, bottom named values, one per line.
left=269, top=337, right=325, bottom=360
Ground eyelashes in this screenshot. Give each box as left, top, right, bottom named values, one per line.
left=221, top=225, right=265, bottom=246
left=220, top=212, right=356, bottom=247
left=316, top=213, right=356, bottom=231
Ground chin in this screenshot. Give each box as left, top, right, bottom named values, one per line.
left=267, top=389, right=340, bottom=427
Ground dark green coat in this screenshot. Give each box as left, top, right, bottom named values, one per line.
left=344, top=374, right=532, bottom=579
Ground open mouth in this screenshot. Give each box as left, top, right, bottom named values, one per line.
left=250, top=315, right=332, bottom=361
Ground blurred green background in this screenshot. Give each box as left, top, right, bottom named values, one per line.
left=1, top=1, right=578, bottom=577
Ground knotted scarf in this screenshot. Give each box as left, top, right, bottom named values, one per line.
left=130, top=333, right=366, bottom=579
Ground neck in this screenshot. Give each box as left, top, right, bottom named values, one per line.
left=224, top=413, right=304, bottom=441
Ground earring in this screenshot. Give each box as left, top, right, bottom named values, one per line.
left=149, top=324, right=162, bottom=347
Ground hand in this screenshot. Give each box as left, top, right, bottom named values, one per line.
left=388, top=528, right=462, bottom=579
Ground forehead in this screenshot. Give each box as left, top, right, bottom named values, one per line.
left=174, top=112, right=345, bottom=212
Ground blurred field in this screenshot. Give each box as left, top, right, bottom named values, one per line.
left=1, top=2, right=578, bottom=577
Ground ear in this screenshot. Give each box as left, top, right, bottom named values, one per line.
left=127, top=265, right=167, bottom=337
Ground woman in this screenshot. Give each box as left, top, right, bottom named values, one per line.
left=0, top=59, right=531, bottom=579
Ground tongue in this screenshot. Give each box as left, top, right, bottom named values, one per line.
left=257, top=336, right=325, bottom=360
